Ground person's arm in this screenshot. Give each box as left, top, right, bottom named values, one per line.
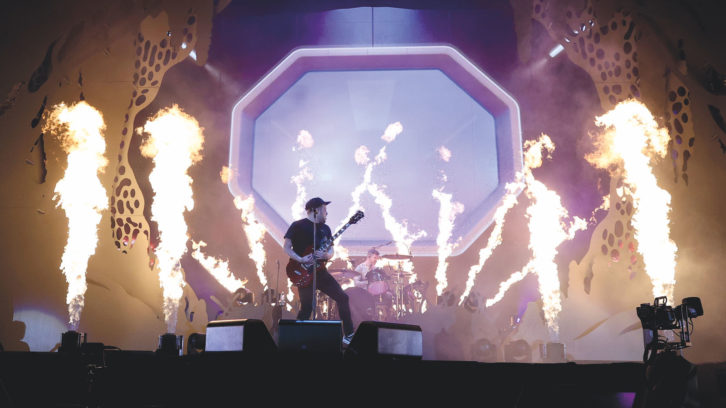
left=284, top=238, right=312, bottom=263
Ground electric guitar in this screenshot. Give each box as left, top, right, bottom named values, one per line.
left=286, top=210, right=364, bottom=287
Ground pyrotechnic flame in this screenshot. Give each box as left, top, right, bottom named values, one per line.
left=587, top=100, right=676, bottom=302
left=220, top=165, right=231, bottom=184
left=140, top=105, right=204, bottom=333
left=290, top=160, right=313, bottom=220
left=437, top=146, right=452, bottom=162
left=354, top=145, right=370, bottom=165
left=294, top=129, right=315, bottom=151
left=368, top=182, right=426, bottom=280
left=589, top=194, right=610, bottom=224
left=381, top=122, right=403, bottom=143
left=485, top=261, right=533, bottom=307
left=459, top=180, right=522, bottom=305
left=432, top=188, right=464, bottom=296
left=485, top=134, right=587, bottom=338
left=233, top=195, right=268, bottom=288
left=191, top=241, right=248, bottom=292
left=45, top=101, right=108, bottom=330
left=332, top=122, right=409, bottom=267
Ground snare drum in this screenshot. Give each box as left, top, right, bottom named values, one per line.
left=365, top=268, right=389, bottom=296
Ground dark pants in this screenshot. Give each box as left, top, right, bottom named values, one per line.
left=297, top=269, right=354, bottom=335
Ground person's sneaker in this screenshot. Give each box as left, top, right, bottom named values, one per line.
left=342, top=333, right=354, bottom=346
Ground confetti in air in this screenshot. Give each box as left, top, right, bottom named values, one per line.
left=45, top=101, right=108, bottom=330
left=140, top=105, right=204, bottom=333
left=586, top=99, right=677, bottom=303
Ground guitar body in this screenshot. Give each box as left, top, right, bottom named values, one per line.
left=285, top=251, right=327, bottom=288
left=285, top=210, right=364, bottom=288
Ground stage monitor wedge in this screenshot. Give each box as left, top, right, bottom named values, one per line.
left=278, top=320, right=343, bottom=354
left=345, top=321, right=422, bottom=359
left=205, top=319, right=276, bottom=353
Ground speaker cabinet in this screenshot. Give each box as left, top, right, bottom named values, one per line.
left=278, top=320, right=342, bottom=353
left=345, top=321, right=422, bottom=359
left=205, top=319, right=276, bottom=352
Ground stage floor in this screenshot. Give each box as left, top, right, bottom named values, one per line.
left=0, top=351, right=644, bottom=407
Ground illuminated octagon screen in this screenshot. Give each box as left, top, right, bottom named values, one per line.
left=229, top=46, right=522, bottom=256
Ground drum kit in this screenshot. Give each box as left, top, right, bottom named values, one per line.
left=319, top=253, right=428, bottom=324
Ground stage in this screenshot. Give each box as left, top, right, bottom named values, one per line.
left=0, top=351, right=645, bottom=407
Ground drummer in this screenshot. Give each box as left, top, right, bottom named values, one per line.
left=353, top=248, right=381, bottom=288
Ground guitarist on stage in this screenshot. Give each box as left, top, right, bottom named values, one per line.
left=283, top=197, right=356, bottom=344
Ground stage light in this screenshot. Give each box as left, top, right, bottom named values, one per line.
left=548, top=44, right=564, bottom=58
left=471, top=338, right=497, bottom=362
left=187, top=333, right=205, bottom=355
left=504, top=339, right=532, bottom=362
left=156, top=333, right=183, bottom=357
left=189, top=50, right=197, bottom=61
left=181, top=42, right=187, bottom=50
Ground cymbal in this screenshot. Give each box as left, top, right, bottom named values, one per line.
left=381, top=254, right=413, bottom=260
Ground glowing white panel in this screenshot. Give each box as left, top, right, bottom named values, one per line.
left=12, top=309, right=67, bottom=351
left=229, top=46, right=522, bottom=256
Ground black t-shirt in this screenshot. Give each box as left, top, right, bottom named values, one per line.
left=284, top=218, right=333, bottom=257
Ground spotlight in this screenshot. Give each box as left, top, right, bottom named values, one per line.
left=436, top=290, right=456, bottom=307
left=548, top=44, right=565, bottom=58
left=189, top=50, right=197, bottom=61
left=233, top=287, right=254, bottom=305
left=471, top=338, right=497, bottom=362
left=187, top=333, right=206, bottom=355
left=504, top=339, right=531, bottom=362
left=463, top=292, right=480, bottom=313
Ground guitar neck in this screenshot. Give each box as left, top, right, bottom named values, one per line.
left=319, top=222, right=352, bottom=253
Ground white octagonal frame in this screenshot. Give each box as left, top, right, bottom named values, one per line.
left=229, top=46, right=522, bottom=256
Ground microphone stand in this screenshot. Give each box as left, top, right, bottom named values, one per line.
left=311, top=208, right=318, bottom=320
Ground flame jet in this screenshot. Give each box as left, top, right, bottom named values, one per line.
left=338, top=122, right=426, bottom=278
left=191, top=241, right=248, bottom=292
left=45, top=102, right=108, bottom=330
left=233, top=195, right=268, bottom=289
left=432, top=145, right=465, bottom=296
left=485, top=135, right=586, bottom=338
left=586, top=100, right=676, bottom=303
left=459, top=180, right=521, bottom=305
left=140, top=105, right=204, bottom=333
left=290, top=130, right=314, bottom=220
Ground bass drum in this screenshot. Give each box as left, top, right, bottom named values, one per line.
left=365, top=268, right=389, bottom=296
left=345, top=287, right=375, bottom=327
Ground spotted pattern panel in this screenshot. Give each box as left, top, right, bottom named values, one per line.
left=110, top=12, right=200, bottom=254
left=533, top=0, right=642, bottom=111
left=665, top=73, right=695, bottom=185
left=533, top=0, right=642, bottom=272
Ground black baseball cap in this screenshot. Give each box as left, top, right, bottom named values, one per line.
left=305, top=197, right=331, bottom=211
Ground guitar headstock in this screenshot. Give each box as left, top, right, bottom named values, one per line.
left=349, top=210, right=364, bottom=224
